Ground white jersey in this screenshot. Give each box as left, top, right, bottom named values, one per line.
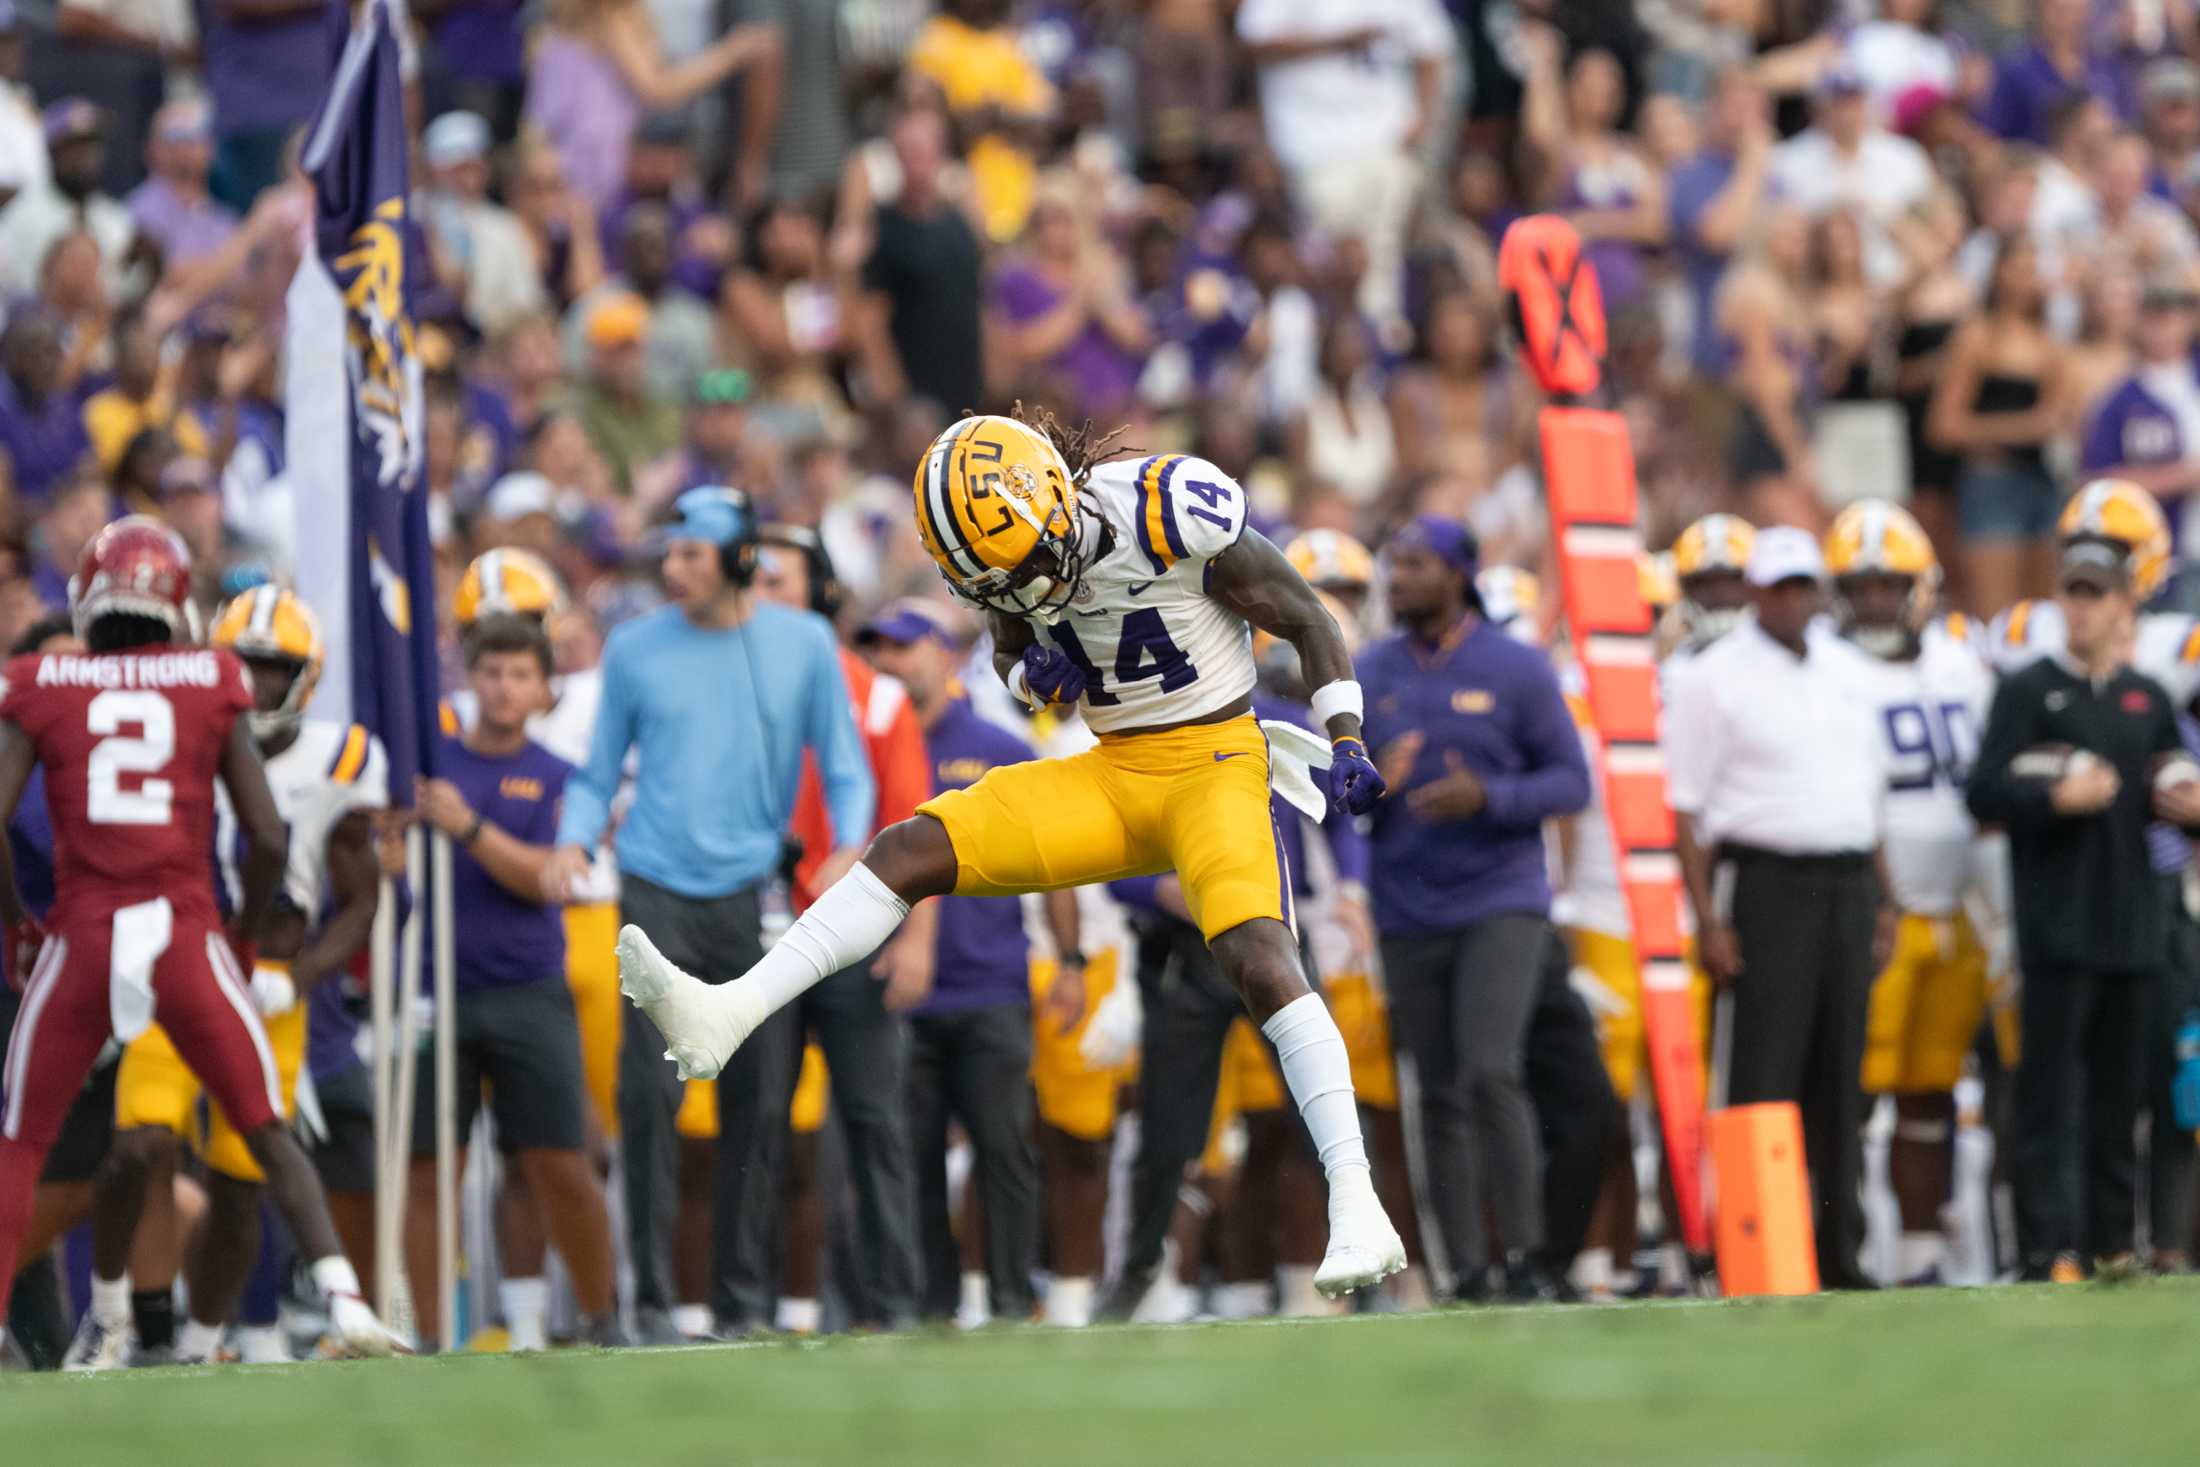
left=1986, top=598, right=2200, bottom=708
left=1550, top=661, right=1629, bottom=940
left=218, top=718, right=387, bottom=918
left=1031, top=455, right=1257, bottom=734
left=1853, top=618, right=1993, bottom=916
left=446, top=666, right=620, bottom=904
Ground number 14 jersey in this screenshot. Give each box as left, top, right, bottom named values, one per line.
left=1855, top=619, right=1994, bottom=917
left=0, top=647, right=253, bottom=925
left=1034, top=454, right=1257, bottom=734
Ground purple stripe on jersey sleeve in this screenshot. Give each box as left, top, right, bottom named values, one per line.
left=1156, top=456, right=1190, bottom=561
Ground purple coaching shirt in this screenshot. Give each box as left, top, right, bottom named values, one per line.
left=915, top=698, right=1034, bottom=1016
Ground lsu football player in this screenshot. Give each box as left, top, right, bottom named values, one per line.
left=623, top=411, right=1407, bottom=1294
left=91, top=587, right=386, bottom=1364
left=1284, top=529, right=1377, bottom=631
left=1664, top=514, right=1754, bottom=669
left=1826, top=501, right=2003, bottom=1284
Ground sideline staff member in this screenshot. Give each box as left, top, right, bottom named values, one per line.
left=1966, top=536, right=2200, bottom=1281
left=544, top=488, right=878, bottom=1340
left=1667, top=527, right=1893, bottom=1290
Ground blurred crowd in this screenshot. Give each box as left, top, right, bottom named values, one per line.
left=8, top=0, right=2200, bottom=1354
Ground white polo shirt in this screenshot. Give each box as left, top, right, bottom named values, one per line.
left=1665, top=614, right=1888, bottom=855
left=1236, top=0, right=1451, bottom=171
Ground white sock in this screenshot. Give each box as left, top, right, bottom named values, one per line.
left=1212, top=1279, right=1272, bottom=1320
left=670, top=1303, right=714, bottom=1338
left=1898, top=1232, right=1946, bottom=1279
left=500, top=1277, right=549, bottom=1352
left=177, top=1317, right=224, bottom=1360
left=738, top=864, right=909, bottom=1015
left=1572, top=1246, right=1613, bottom=1295
left=1261, top=993, right=1370, bottom=1182
left=1043, top=1276, right=1094, bottom=1328
left=89, top=1273, right=130, bottom=1325
left=236, top=1324, right=287, bottom=1364
left=775, top=1297, right=821, bottom=1334
left=310, top=1255, right=362, bottom=1302
left=955, top=1270, right=991, bottom=1329
left=1275, top=1264, right=1331, bottom=1317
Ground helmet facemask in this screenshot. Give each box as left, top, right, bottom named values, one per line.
left=953, top=494, right=1094, bottom=617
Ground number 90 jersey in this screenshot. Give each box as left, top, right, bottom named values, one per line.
left=1854, top=619, right=1993, bottom=916
left=0, top=647, right=253, bottom=925
left=1035, top=454, right=1257, bottom=735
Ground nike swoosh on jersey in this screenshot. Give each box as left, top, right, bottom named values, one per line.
left=1128, top=580, right=1156, bottom=596
left=1213, top=751, right=1248, bottom=762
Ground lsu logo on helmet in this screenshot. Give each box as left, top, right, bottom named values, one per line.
left=2058, top=478, right=2171, bottom=599
left=912, top=415, right=1086, bottom=614
left=455, top=548, right=567, bottom=627
left=211, top=584, right=325, bottom=740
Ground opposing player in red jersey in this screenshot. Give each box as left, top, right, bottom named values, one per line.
left=0, top=519, right=402, bottom=1365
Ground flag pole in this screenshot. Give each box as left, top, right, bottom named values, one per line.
left=388, top=823, right=426, bottom=1331
left=431, top=828, right=459, bottom=1353
left=369, top=868, right=398, bottom=1319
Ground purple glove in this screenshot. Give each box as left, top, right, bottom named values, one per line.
left=1022, top=643, right=1087, bottom=707
left=1328, top=736, right=1386, bottom=817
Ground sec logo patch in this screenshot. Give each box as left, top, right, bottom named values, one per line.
left=1452, top=689, right=1495, bottom=714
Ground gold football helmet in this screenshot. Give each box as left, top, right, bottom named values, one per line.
left=1284, top=529, right=1376, bottom=595
left=1825, top=499, right=1939, bottom=656
left=1670, top=513, right=1755, bottom=642
left=912, top=415, right=1087, bottom=614
left=454, top=548, right=567, bottom=627
left=2058, top=478, right=2173, bottom=599
left=210, top=584, right=325, bottom=740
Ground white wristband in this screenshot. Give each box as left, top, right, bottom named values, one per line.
left=1309, top=679, right=1364, bottom=730
left=1006, top=660, right=1041, bottom=711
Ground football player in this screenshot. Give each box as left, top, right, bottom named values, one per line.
left=1664, top=514, right=1755, bottom=671
left=0, top=521, right=400, bottom=1367
left=1827, top=501, right=2002, bottom=1284
left=1283, top=530, right=1377, bottom=632
left=621, top=411, right=1407, bottom=1294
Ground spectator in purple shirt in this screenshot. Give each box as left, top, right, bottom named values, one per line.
left=126, top=98, right=238, bottom=280
left=197, top=0, right=343, bottom=210
left=420, top=0, right=528, bottom=141
left=1982, top=0, right=2137, bottom=146
left=0, top=306, right=91, bottom=506
left=993, top=186, right=1153, bottom=420
left=27, top=474, right=110, bottom=609
left=861, top=598, right=1060, bottom=1327
left=1358, top=516, right=1589, bottom=1303
left=2079, top=281, right=2200, bottom=549
left=1670, top=72, right=1777, bottom=376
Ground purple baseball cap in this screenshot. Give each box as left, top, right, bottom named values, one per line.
left=857, top=598, right=962, bottom=649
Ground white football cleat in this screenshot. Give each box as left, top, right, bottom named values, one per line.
left=327, top=1292, right=408, bottom=1358
left=1314, top=1173, right=1408, bottom=1298
left=61, top=1311, right=133, bottom=1372
left=617, top=925, right=762, bottom=1081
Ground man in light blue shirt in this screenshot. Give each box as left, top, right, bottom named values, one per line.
left=546, top=486, right=880, bottom=1339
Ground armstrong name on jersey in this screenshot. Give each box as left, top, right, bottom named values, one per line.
left=1030, top=454, right=1258, bottom=734
left=32, top=651, right=228, bottom=690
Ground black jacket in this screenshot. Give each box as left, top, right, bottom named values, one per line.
left=1967, top=656, right=2190, bottom=974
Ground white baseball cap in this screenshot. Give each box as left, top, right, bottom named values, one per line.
left=1744, top=526, right=1828, bottom=587
left=484, top=471, right=556, bottom=521
left=423, top=111, right=491, bottom=170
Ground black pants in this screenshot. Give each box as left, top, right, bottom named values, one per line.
left=2148, top=876, right=2200, bottom=1259
left=2015, top=962, right=2153, bottom=1265
left=908, top=1002, right=1039, bottom=1320
left=1384, top=912, right=1550, bottom=1274
left=718, top=973, right=919, bottom=1331
left=1526, top=929, right=1622, bottom=1271
left=1721, top=848, right=1878, bottom=1287
left=617, top=875, right=764, bottom=1320
left=1109, top=917, right=1261, bottom=1311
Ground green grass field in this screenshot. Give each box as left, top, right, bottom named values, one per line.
left=7, top=1283, right=2198, bottom=1465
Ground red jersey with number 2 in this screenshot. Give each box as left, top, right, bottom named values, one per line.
left=0, top=648, right=253, bottom=926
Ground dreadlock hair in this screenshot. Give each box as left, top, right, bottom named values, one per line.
left=1009, top=400, right=1131, bottom=491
